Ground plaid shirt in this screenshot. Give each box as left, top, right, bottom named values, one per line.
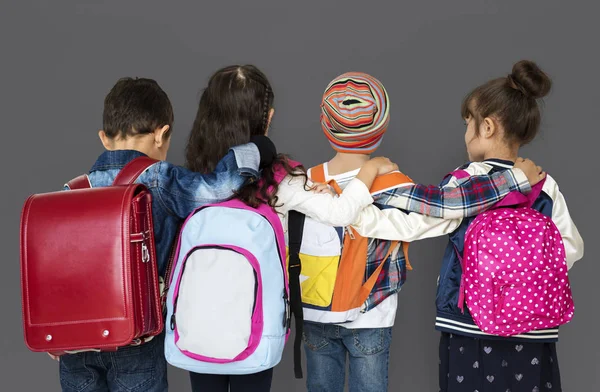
left=372, top=168, right=531, bottom=218
left=363, top=238, right=406, bottom=312
left=362, top=168, right=531, bottom=312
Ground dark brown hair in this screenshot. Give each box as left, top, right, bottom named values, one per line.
left=461, top=60, right=552, bottom=145
left=103, top=77, right=174, bottom=140
left=185, top=65, right=306, bottom=208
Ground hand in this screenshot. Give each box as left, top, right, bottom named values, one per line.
left=356, top=157, right=398, bottom=189
left=311, top=182, right=336, bottom=196
left=47, top=353, right=60, bottom=361
left=367, top=157, right=399, bottom=176
left=514, top=157, right=546, bottom=186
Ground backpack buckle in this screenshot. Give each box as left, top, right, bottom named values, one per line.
left=142, top=242, right=150, bottom=263
left=345, top=226, right=355, bottom=240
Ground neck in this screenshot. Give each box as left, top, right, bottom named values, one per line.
left=327, top=152, right=370, bottom=175
left=483, top=143, right=519, bottom=163
left=106, top=138, right=153, bottom=156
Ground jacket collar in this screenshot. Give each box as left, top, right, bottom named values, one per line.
left=90, top=150, right=148, bottom=172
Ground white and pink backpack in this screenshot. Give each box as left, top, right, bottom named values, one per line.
left=163, top=165, right=305, bottom=377
left=457, top=177, right=574, bottom=337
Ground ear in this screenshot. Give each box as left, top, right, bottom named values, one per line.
left=98, top=130, right=113, bottom=150
left=154, top=125, right=171, bottom=147
left=481, top=117, right=497, bottom=139
left=265, top=108, right=275, bottom=136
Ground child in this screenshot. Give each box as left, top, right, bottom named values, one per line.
left=56, top=77, right=277, bottom=392
left=301, top=72, right=547, bottom=392
left=432, top=61, right=584, bottom=392
left=182, top=65, right=542, bottom=392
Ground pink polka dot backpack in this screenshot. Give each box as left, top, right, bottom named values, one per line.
left=456, top=177, right=574, bottom=337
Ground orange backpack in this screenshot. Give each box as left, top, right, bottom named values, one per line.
left=294, top=164, right=412, bottom=323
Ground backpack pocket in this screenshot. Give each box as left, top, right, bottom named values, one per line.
left=298, top=221, right=341, bottom=308
left=493, top=268, right=569, bottom=333
left=171, top=245, right=263, bottom=362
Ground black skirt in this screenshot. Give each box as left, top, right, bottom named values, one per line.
left=439, top=332, right=561, bottom=392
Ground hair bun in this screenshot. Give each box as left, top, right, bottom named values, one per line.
left=508, top=60, right=552, bottom=99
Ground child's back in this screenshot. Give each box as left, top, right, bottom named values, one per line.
left=437, top=61, right=583, bottom=392
left=436, top=160, right=582, bottom=338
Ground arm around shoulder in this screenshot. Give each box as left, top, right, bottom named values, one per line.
left=276, top=175, right=373, bottom=227
left=154, top=143, right=261, bottom=219
left=372, top=165, right=532, bottom=219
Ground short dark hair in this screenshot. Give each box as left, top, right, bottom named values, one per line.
left=461, top=60, right=552, bottom=145
left=103, top=77, right=174, bottom=140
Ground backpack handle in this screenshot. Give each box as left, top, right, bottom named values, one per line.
left=493, top=177, right=546, bottom=209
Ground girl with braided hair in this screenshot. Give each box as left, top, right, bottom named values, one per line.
left=183, top=65, right=398, bottom=392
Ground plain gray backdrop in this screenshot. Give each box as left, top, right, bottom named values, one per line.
left=1, top=0, right=598, bottom=390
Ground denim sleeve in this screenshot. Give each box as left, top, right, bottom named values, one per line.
left=154, top=143, right=260, bottom=219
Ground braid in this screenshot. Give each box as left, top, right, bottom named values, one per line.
left=262, top=84, right=271, bottom=133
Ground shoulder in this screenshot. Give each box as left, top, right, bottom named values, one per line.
left=279, top=173, right=309, bottom=190
left=370, top=170, right=414, bottom=195
left=439, top=161, right=492, bottom=186
left=541, top=174, right=559, bottom=199
left=460, top=161, right=494, bottom=176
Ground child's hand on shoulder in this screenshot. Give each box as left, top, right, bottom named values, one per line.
left=355, top=157, right=398, bottom=189
left=514, top=157, right=546, bottom=186
left=311, top=182, right=336, bottom=196
left=367, top=157, right=399, bottom=176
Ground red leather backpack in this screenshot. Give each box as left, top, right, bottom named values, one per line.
left=20, top=157, right=163, bottom=355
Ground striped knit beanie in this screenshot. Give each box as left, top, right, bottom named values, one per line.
left=321, top=72, right=389, bottom=154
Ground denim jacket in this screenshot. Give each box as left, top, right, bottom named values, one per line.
left=65, top=143, right=261, bottom=277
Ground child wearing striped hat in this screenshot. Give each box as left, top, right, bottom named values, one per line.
left=301, top=72, right=405, bottom=392
left=300, top=72, right=546, bottom=392
left=320, top=72, right=389, bottom=154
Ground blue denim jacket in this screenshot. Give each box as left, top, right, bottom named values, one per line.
left=66, top=144, right=260, bottom=277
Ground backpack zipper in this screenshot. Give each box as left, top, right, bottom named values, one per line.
left=495, top=286, right=508, bottom=317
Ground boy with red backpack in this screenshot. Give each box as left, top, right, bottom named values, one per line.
left=28, top=77, right=276, bottom=392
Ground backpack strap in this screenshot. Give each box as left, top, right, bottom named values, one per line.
left=369, top=171, right=415, bottom=270
left=161, top=223, right=183, bottom=313
left=65, top=157, right=158, bottom=189
left=65, top=174, right=92, bottom=190
left=356, top=240, right=400, bottom=306
left=310, top=164, right=343, bottom=195
left=288, top=210, right=306, bottom=379
left=309, top=164, right=326, bottom=183
left=113, top=157, right=158, bottom=186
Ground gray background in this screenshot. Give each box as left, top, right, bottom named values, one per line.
left=1, top=0, right=597, bottom=390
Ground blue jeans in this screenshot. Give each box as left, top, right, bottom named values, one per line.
left=59, top=335, right=167, bottom=392
left=303, top=322, right=392, bottom=392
